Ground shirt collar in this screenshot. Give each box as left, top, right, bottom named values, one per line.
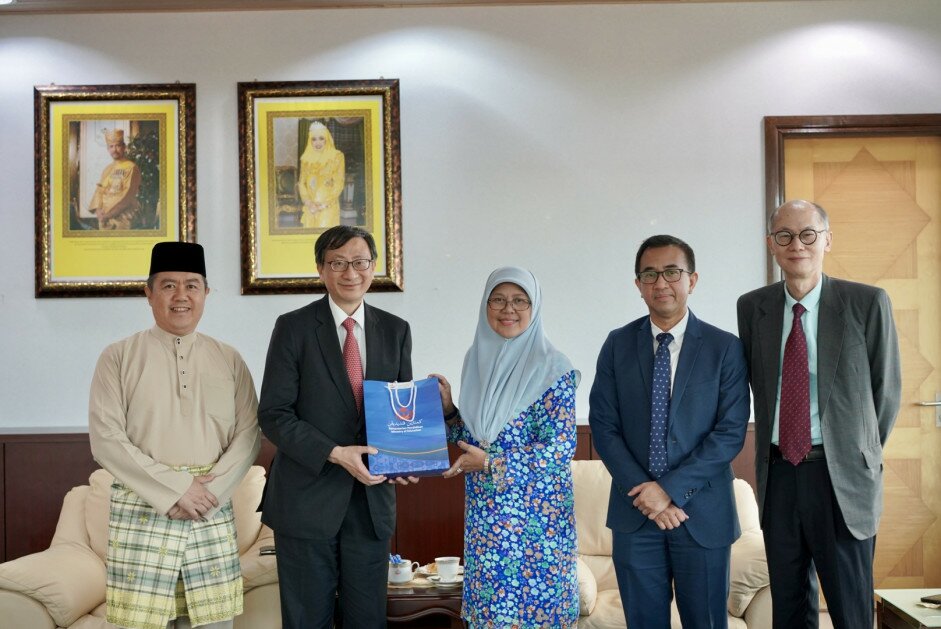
left=784, top=279, right=822, bottom=312
left=148, top=324, right=198, bottom=352
left=327, top=295, right=365, bottom=330
left=651, top=309, right=689, bottom=344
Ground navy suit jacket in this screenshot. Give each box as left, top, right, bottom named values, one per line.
left=588, top=310, right=750, bottom=549
left=258, top=296, right=412, bottom=540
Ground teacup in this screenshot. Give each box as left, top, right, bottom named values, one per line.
left=388, top=559, right=419, bottom=584
left=435, top=556, right=461, bottom=582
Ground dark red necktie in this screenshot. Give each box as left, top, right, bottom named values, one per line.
left=342, top=318, right=363, bottom=412
left=779, top=303, right=811, bottom=465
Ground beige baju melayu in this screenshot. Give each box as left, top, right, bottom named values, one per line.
left=89, top=326, right=261, bottom=629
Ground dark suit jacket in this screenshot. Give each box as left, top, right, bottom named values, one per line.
left=737, top=275, right=901, bottom=539
left=588, top=310, right=750, bottom=549
left=258, top=296, right=412, bottom=540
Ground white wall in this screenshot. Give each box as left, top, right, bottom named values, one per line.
left=1, top=0, right=940, bottom=429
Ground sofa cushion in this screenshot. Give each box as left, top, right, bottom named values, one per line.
left=577, top=555, right=598, bottom=615
left=84, top=469, right=114, bottom=563
left=0, top=542, right=105, bottom=627
left=733, top=478, right=760, bottom=533
left=727, top=529, right=769, bottom=617
left=231, top=466, right=265, bottom=554
left=572, top=460, right=613, bottom=556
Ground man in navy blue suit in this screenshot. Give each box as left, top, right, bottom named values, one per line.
left=589, top=234, right=750, bottom=628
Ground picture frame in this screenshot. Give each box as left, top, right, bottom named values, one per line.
left=34, top=83, right=197, bottom=297
left=238, top=79, right=403, bottom=294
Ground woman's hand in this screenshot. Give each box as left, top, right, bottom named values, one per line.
left=428, top=373, right=456, bottom=417
left=443, top=440, right=486, bottom=478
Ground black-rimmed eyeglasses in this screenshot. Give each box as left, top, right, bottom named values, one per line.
left=770, top=229, right=827, bottom=247
left=636, top=269, right=691, bottom=284
left=325, top=258, right=374, bottom=272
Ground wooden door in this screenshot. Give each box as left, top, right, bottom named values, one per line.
left=781, top=133, right=941, bottom=588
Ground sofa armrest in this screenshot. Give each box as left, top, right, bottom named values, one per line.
left=240, top=524, right=278, bottom=591
left=0, top=542, right=105, bottom=627
left=0, top=589, right=57, bottom=629
left=727, top=529, right=769, bottom=617
left=743, top=583, right=772, bottom=627
left=576, top=555, right=598, bottom=616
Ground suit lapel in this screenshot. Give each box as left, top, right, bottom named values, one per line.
left=313, top=297, right=357, bottom=414
left=635, top=318, right=654, bottom=407
left=669, top=311, right=701, bottom=427
left=816, top=275, right=843, bottom=421
left=756, top=285, right=785, bottom=423
left=364, top=304, right=385, bottom=381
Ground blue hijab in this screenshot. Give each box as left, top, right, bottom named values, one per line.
left=458, top=266, right=578, bottom=445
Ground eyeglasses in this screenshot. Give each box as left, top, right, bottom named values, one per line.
left=487, top=297, right=532, bottom=311
left=636, top=269, right=691, bottom=284
left=770, top=229, right=828, bottom=247
left=325, top=258, right=373, bottom=272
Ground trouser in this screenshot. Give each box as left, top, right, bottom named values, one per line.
left=275, top=483, right=390, bottom=629
left=764, top=448, right=876, bottom=629
left=613, top=519, right=730, bottom=629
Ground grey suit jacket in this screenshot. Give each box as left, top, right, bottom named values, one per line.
left=737, top=275, right=901, bottom=539
left=258, top=296, right=412, bottom=540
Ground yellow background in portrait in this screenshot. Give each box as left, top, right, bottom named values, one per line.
left=49, top=101, right=179, bottom=280
left=254, top=97, right=386, bottom=278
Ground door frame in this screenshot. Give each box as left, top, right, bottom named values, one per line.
left=763, top=113, right=941, bottom=282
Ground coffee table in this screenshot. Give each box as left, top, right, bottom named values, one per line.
left=875, top=589, right=941, bottom=628
left=387, top=582, right=465, bottom=628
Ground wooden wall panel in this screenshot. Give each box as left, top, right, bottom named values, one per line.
left=0, top=426, right=755, bottom=563
left=3, top=435, right=98, bottom=560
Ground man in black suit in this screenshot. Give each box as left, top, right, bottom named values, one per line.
left=259, top=225, right=413, bottom=629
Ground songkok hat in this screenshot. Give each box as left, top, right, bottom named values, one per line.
left=103, top=128, right=125, bottom=144
left=149, top=242, right=206, bottom=277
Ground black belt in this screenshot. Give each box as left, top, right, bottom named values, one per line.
left=770, top=443, right=825, bottom=463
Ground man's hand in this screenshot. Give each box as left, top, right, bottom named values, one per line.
left=652, top=504, right=689, bottom=530
left=169, top=474, right=218, bottom=520
left=329, top=445, right=387, bottom=485
left=628, top=481, right=671, bottom=516
left=388, top=476, right=421, bottom=486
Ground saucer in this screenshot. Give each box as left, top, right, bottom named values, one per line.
left=428, top=575, right=463, bottom=586
left=418, top=563, right=464, bottom=576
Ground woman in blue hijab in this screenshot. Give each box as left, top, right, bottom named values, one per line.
left=434, top=266, right=579, bottom=629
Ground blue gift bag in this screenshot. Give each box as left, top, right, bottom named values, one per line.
left=364, top=377, right=451, bottom=477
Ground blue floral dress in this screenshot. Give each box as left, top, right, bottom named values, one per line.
left=448, top=371, right=579, bottom=629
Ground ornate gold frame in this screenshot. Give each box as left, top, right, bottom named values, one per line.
left=34, top=83, right=196, bottom=297
left=238, top=79, right=403, bottom=294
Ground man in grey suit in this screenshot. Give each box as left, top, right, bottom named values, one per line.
left=259, top=225, right=415, bottom=629
left=737, top=199, right=901, bottom=629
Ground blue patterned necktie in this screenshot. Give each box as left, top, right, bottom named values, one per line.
left=648, top=332, right=673, bottom=479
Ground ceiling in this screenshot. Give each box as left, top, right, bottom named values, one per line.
left=0, top=0, right=786, bottom=14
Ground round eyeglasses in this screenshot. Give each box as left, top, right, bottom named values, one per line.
left=636, top=269, right=691, bottom=284
left=325, top=258, right=373, bottom=272
left=487, top=297, right=532, bottom=311
left=770, top=229, right=827, bottom=247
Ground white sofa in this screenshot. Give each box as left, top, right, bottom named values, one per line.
left=0, top=466, right=280, bottom=629
left=572, top=459, right=772, bottom=628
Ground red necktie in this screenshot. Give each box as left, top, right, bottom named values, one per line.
left=342, top=318, right=363, bottom=412
left=779, top=303, right=811, bottom=465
